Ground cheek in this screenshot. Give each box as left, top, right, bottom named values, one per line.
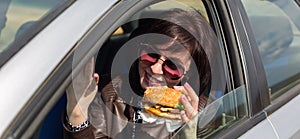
left=183, top=59, right=192, bottom=72
left=138, top=63, right=144, bottom=77
left=138, top=63, right=146, bottom=87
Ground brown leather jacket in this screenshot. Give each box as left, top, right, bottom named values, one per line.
left=63, top=74, right=208, bottom=139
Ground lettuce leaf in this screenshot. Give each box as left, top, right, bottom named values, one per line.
left=175, top=104, right=185, bottom=110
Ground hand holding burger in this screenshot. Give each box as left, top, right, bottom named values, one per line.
left=142, top=83, right=199, bottom=123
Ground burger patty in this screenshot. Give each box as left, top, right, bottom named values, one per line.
left=144, top=103, right=181, bottom=119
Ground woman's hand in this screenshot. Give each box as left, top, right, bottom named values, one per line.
left=174, top=82, right=199, bottom=123
left=66, top=58, right=99, bottom=125
left=174, top=83, right=199, bottom=139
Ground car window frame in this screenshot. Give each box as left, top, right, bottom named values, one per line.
left=204, top=0, right=271, bottom=138
left=0, top=0, right=75, bottom=67
left=94, top=0, right=239, bottom=138
left=67, top=0, right=235, bottom=138
left=225, top=0, right=270, bottom=115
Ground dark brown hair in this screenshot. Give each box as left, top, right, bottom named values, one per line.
left=131, top=9, right=216, bottom=96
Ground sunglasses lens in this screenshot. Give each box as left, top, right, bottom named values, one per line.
left=140, top=53, right=159, bottom=66
left=140, top=50, right=184, bottom=80
left=163, top=61, right=184, bottom=80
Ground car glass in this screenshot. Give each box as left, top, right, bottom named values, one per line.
left=241, top=0, right=300, bottom=99
left=0, top=0, right=71, bottom=66
left=173, top=85, right=248, bottom=138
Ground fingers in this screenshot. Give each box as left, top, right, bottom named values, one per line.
left=180, top=95, right=197, bottom=118
left=174, top=86, right=191, bottom=101
left=180, top=95, right=198, bottom=123
left=66, top=58, right=99, bottom=125
left=83, top=57, right=95, bottom=77
left=94, top=73, right=99, bottom=84
left=184, top=83, right=199, bottom=109
left=176, top=82, right=199, bottom=123
left=180, top=110, right=190, bottom=123
left=85, top=73, right=98, bottom=97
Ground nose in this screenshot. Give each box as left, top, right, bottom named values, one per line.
left=150, top=58, right=165, bottom=75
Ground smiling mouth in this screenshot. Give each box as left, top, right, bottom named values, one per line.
left=144, top=72, right=166, bottom=87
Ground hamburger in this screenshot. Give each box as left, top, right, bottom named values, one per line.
left=142, top=86, right=184, bottom=119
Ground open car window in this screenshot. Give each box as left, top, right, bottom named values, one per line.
left=94, top=0, right=234, bottom=138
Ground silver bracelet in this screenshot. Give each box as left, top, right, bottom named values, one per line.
left=65, top=116, right=90, bottom=132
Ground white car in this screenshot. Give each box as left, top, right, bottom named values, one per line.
left=0, top=0, right=300, bottom=138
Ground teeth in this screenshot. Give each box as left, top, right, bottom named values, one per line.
left=147, top=73, right=167, bottom=86
left=149, top=77, right=156, bottom=82
left=146, top=73, right=154, bottom=82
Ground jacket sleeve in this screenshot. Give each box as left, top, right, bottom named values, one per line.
left=89, top=92, right=110, bottom=139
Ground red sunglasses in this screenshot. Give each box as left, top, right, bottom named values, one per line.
left=140, top=50, right=185, bottom=80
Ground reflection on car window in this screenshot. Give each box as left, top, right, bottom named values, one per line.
left=242, top=0, right=300, bottom=99
left=0, top=0, right=56, bottom=50
left=0, top=0, right=74, bottom=66
left=173, top=85, right=248, bottom=138
left=149, top=0, right=208, bottom=20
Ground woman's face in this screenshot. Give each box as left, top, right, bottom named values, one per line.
left=138, top=44, right=191, bottom=89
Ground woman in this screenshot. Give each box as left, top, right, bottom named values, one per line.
left=63, top=9, right=216, bottom=139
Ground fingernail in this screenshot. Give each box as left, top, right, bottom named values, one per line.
left=182, top=95, right=187, bottom=101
